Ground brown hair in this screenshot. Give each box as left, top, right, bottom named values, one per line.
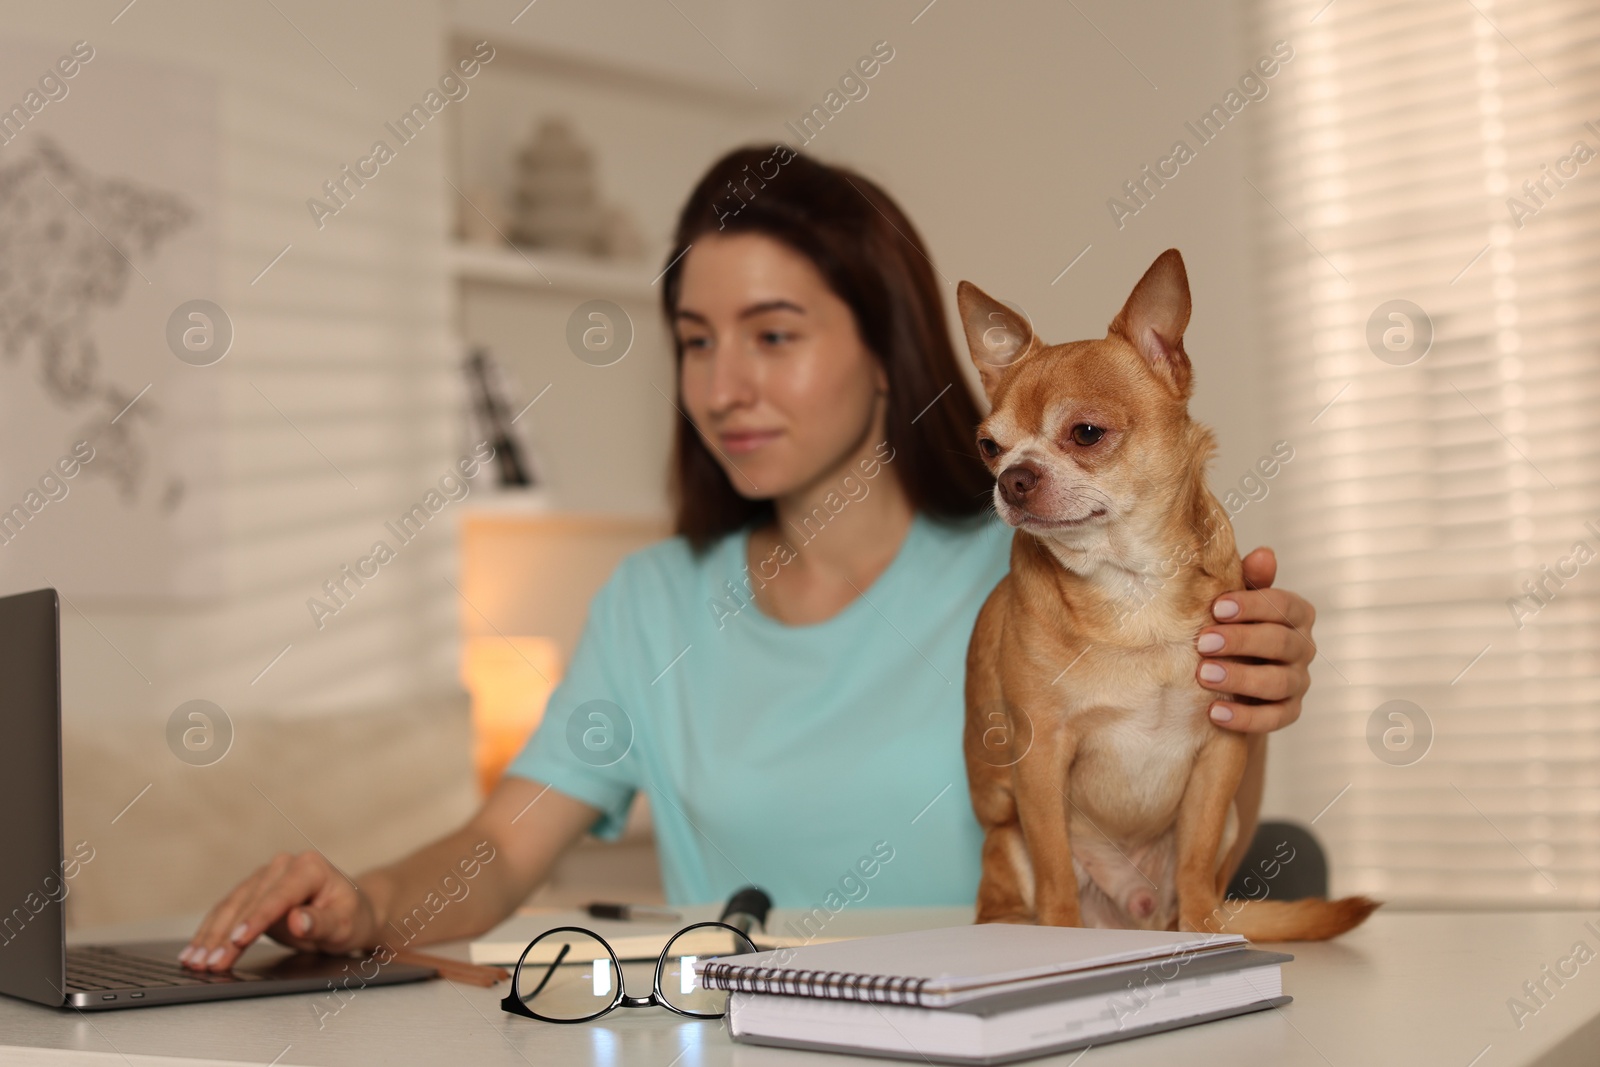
left=660, top=144, right=992, bottom=552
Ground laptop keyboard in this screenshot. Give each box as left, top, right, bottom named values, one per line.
left=66, top=946, right=263, bottom=991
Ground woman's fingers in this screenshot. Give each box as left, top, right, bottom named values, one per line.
left=1196, top=620, right=1301, bottom=665
left=1201, top=549, right=1319, bottom=735
left=181, top=852, right=348, bottom=972
left=223, top=864, right=324, bottom=954
left=1196, top=658, right=1308, bottom=704
left=1211, top=586, right=1316, bottom=634
left=207, top=855, right=349, bottom=970
left=1207, top=698, right=1301, bottom=733
left=182, top=884, right=248, bottom=964
left=180, top=852, right=291, bottom=968
left=1239, top=546, right=1278, bottom=590
left=267, top=904, right=324, bottom=947
left=264, top=871, right=367, bottom=956
left=262, top=896, right=359, bottom=957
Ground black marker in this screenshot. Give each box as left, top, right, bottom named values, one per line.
left=585, top=902, right=682, bottom=923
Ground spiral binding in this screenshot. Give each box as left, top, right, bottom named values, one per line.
left=700, top=961, right=932, bottom=1005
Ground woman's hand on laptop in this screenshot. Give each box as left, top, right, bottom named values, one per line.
left=179, top=778, right=598, bottom=971
left=179, top=850, right=376, bottom=971
left=1195, top=546, right=1317, bottom=734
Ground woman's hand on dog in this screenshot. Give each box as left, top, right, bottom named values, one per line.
left=1196, top=546, right=1317, bottom=733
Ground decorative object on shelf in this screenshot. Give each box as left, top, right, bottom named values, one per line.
left=456, top=183, right=510, bottom=245
left=598, top=201, right=645, bottom=261
left=464, top=346, right=535, bottom=488
left=507, top=116, right=644, bottom=261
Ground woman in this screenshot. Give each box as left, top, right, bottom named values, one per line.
left=180, top=147, right=1315, bottom=970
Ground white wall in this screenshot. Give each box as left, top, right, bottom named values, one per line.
left=0, top=0, right=465, bottom=725
left=0, top=0, right=477, bottom=921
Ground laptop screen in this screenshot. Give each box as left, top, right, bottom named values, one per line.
left=0, top=588, right=67, bottom=1006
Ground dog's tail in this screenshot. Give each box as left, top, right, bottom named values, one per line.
left=1211, top=896, right=1381, bottom=941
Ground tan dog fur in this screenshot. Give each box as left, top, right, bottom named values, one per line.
left=959, top=249, right=1377, bottom=941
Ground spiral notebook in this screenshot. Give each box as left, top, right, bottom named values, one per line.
left=696, top=924, right=1288, bottom=1064
left=695, top=923, right=1250, bottom=1008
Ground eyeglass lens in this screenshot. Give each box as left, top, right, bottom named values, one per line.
left=515, top=923, right=758, bottom=1021
left=514, top=930, right=618, bottom=1021
left=657, top=924, right=757, bottom=1017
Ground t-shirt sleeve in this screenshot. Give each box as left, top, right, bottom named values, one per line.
left=502, top=558, right=639, bottom=841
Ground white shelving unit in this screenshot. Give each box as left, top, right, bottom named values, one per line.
left=443, top=27, right=786, bottom=520
left=447, top=241, right=660, bottom=300
left=459, top=485, right=554, bottom=515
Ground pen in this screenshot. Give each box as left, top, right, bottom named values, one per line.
left=390, top=949, right=509, bottom=988
left=585, top=902, right=682, bottom=923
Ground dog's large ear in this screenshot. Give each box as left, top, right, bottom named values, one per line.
left=1108, top=249, right=1193, bottom=397
left=957, top=280, right=1038, bottom=401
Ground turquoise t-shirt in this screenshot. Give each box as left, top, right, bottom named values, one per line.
left=504, top=510, right=1013, bottom=911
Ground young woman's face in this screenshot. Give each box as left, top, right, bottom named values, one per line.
left=674, top=233, right=888, bottom=501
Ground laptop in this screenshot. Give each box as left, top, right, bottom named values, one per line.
left=0, top=587, right=436, bottom=1009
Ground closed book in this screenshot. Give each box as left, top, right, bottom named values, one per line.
left=469, top=904, right=973, bottom=965
left=696, top=922, right=1251, bottom=1006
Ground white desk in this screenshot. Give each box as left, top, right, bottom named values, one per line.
left=3, top=911, right=1598, bottom=1066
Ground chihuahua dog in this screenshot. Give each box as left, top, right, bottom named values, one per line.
left=959, top=249, right=1376, bottom=941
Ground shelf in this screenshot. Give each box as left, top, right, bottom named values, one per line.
left=459, top=492, right=669, bottom=531
left=449, top=241, right=662, bottom=300
left=459, top=487, right=555, bottom=515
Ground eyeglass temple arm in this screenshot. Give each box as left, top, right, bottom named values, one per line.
left=519, top=941, right=572, bottom=1003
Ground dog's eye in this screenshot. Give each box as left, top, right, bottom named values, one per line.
left=978, top=437, right=1001, bottom=459
left=1070, top=424, right=1105, bottom=446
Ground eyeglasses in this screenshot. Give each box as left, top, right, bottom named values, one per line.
left=499, top=921, right=758, bottom=1023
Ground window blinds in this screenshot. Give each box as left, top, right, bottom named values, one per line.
left=1251, top=0, right=1600, bottom=905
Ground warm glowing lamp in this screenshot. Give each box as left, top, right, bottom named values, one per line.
left=457, top=507, right=667, bottom=795
left=461, top=635, right=562, bottom=794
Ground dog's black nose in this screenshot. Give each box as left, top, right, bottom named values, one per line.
left=998, top=463, right=1039, bottom=506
